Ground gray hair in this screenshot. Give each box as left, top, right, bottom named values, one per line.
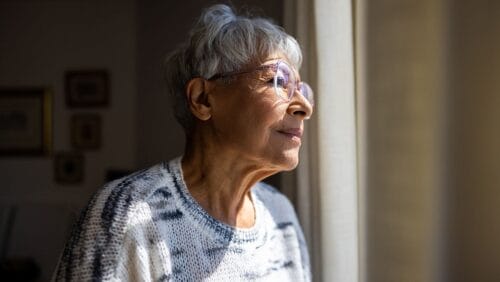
left=164, top=4, right=303, bottom=134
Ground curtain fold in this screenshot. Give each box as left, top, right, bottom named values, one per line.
left=290, top=0, right=360, bottom=281
left=313, top=1, right=359, bottom=281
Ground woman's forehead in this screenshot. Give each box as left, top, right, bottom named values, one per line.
left=259, top=55, right=299, bottom=71
left=259, top=53, right=294, bottom=67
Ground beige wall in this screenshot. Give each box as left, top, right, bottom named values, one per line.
left=360, top=0, right=500, bottom=281
left=362, top=0, right=446, bottom=280
left=447, top=1, right=500, bottom=281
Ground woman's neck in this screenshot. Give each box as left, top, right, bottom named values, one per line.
left=181, top=134, right=278, bottom=228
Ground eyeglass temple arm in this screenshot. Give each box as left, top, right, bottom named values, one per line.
left=206, top=64, right=278, bottom=81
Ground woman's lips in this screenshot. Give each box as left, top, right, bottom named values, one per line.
left=277, top=128, right=303, bottom=142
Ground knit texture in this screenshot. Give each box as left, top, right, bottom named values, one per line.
left=54, top=157, right=311, bottom=281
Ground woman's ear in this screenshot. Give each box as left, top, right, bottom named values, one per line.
left=186, top=78, right=211, bottom=121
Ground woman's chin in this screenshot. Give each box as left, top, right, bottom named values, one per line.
left=273, top=151, right=300, bottom=171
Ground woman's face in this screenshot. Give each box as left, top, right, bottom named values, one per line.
left=207, top=55, right=313, bottom=171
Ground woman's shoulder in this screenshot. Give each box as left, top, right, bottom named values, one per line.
left=54, top=160, right=180, bottom=281
left=96, top=160, right=181, bottom=220
left=102, top=162, right=171, bottom=197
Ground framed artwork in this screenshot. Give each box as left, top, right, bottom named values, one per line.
left=0, top=88, right=52, bottom=156
left=65, top=70, right=109, bottom=107
left=54, top=152, right=84, bottom=184
left=71, top=114, right=101, bottom=150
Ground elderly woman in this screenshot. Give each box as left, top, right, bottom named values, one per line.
left=54, top=4, right=313, bottom=281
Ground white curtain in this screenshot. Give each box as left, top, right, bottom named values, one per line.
left=287, top=0, right=359, bottom=281
left=313, top=1, right=359, bottom=281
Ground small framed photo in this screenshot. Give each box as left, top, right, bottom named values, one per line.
left=54, top=152, right=84, bottom=184
left=0, top=88, right=52, bottom=156
left=71, top=114, right=101, bottom=150
left=65, top=70, right=109, bottom=107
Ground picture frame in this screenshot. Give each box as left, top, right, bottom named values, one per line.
left=71, top=114, right=101, bottom=150
left=65, top=70, right=109, bottom=107
left=54, top=152, right=84, bottom=184
left=0, top=88, right=52, bottom=156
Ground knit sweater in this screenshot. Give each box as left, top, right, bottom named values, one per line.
left=54, top=157, right=311, bottom=281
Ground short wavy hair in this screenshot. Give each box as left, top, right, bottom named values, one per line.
left=164, top=4, right=303, bottom=134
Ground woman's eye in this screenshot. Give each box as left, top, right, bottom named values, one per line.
left=274, top=76, right=287, bottom=88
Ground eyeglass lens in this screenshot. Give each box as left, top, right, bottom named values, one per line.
left=274, top=61, right=314, bottom=106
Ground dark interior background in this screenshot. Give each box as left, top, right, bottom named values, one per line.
left=0, top=1, right=285, bottom=281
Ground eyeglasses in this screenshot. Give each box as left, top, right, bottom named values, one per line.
left=207, top=60, right=314, bottom=106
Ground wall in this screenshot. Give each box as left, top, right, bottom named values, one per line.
left=360, top=0, right=500, bottom=281
left=447, top=1, right=500, bottom=281
left=361, top=1, right=447, bottom=280
left=0, top=0, right=136, bottom=281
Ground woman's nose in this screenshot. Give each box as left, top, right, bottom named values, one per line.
left=287, top=90, right=313, bottom=120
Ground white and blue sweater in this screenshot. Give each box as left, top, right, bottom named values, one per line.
left=54, top=157, right=311, bottom=281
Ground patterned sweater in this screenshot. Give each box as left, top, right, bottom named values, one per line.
left=54, top=157, right=311, bottom=281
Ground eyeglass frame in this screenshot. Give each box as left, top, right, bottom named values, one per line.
left=205, top=60, right=314, bottom=106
